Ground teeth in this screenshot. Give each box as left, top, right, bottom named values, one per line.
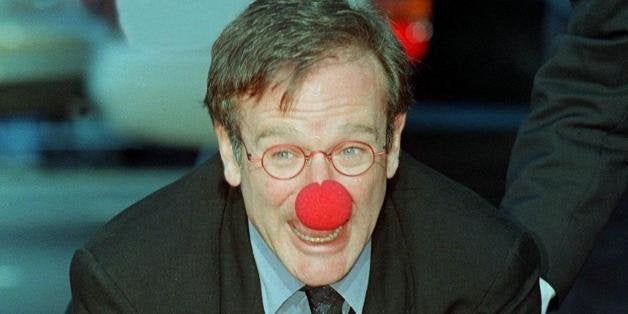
left=291, top=225, right=343, bottom=243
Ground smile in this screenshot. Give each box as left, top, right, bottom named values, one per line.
left=290, top=224, right=344, bottom=244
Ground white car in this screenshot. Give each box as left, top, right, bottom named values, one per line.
left=87, top=1, right=252, bottom=149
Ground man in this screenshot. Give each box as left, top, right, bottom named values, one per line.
left=501, top=0, right=628, bottom=312
left=68, top=1, right=541, bottom=312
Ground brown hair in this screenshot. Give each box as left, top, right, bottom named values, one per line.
left=205, top=0, right=411, bottom=157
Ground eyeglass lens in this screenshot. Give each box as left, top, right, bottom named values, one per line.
left=261, top=141, right=375, bottom=179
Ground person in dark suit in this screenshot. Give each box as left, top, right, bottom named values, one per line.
left=501, top=0, right=628, bottom=312
left=68, top=1, right=542, bottom=312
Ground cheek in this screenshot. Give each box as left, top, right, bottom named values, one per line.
left=244, top=170, right=300, bottom=209
left=343, top=169, right=387, bottom=214
left=264, top=181, right=296, bottom=207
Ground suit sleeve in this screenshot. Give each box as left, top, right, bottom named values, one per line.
left=475, top=231, right=542, bottom=313
left=68, top=249, right=136, bottom=313
left=500, top=0, right=628, bottom=302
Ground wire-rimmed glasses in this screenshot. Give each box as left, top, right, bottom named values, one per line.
left=243, top=140, right=386, bottom=180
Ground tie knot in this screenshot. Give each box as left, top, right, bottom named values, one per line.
left=302, top=285, right=345, bottom=314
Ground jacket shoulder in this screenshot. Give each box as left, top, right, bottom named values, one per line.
left=70, top=155, right=228, bottom=310
left=389, top=152, right=541, bottom=310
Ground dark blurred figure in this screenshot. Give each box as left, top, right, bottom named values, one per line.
left=81, top=0, right=118, bottom=30
left=501, top=0, right=628, bottom=312
left=559, top=193, right=628, bottom=313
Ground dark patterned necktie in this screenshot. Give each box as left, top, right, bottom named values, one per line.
left=302, top=285, right=345, bottom=314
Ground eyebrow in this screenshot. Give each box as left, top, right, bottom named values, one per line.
left=340, top=123, right=380, bottom=142
left=254, top=125, right=301, bottom=146
left=254, top=122, right=380, bottom=146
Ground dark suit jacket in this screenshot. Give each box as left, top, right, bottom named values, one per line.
left=500, top=0, right=628, bottom=307
left=69, top=153, right=541, bottom=313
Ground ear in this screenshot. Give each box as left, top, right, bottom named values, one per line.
left=386, top=113, right=406, bottom=179
left=214, top=124, right=242, bottom=187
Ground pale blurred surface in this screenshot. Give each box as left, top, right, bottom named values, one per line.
left=85, top=0, right=255, bottom=148
left=0, top=0, right=106, bottom=84
left=0, top=163, right=188, bottom=312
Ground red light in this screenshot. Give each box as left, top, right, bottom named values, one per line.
left=375, top=0, right=432, bottom=62
left=391, top=19, right=432, bottom=62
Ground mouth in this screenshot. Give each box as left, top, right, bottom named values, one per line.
left=289, top=222, right=344, bottom=244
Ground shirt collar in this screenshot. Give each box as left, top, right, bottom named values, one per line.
left=249, top=221, right=371, bottom=314
left=331, top=240, right=370, bottom=314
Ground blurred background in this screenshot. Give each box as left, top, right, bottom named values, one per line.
left=0, top=0, right=569, bottom=312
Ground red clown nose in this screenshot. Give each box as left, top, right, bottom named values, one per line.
left=295, top=180, right=352, bottom=230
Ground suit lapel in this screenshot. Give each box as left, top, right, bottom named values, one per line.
left=364, top=196, right=416, bottom=313
left=219, top=187, right=265, bottom=313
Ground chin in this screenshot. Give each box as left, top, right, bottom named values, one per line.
left=288, top=244, right=358, bottom=286
left=296, top=262, right=349, bottom=287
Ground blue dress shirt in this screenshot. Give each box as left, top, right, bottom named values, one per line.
left=249, top=222, right=370, bottom=314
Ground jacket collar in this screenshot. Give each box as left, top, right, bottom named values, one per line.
left=218, top=187, right=265, bottom=313
left=364, top=194, right=416, bottom=313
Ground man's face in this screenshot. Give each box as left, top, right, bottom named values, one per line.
left=215, top=52, right=405, bottom=286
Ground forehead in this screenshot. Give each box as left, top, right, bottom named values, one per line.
left=237, top=53, right=388, bottom=141
left=278, top=49, right=387, bottom=111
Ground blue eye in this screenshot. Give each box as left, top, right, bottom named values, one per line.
left=342, top=146, right=365, bottom=157
left=273, top=150, right=294, bottom=160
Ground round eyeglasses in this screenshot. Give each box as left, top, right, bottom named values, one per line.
left=243, top=141, right=387, bottom=180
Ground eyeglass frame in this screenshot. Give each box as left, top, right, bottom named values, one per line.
left=241, top=140, right=387, bottom=180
